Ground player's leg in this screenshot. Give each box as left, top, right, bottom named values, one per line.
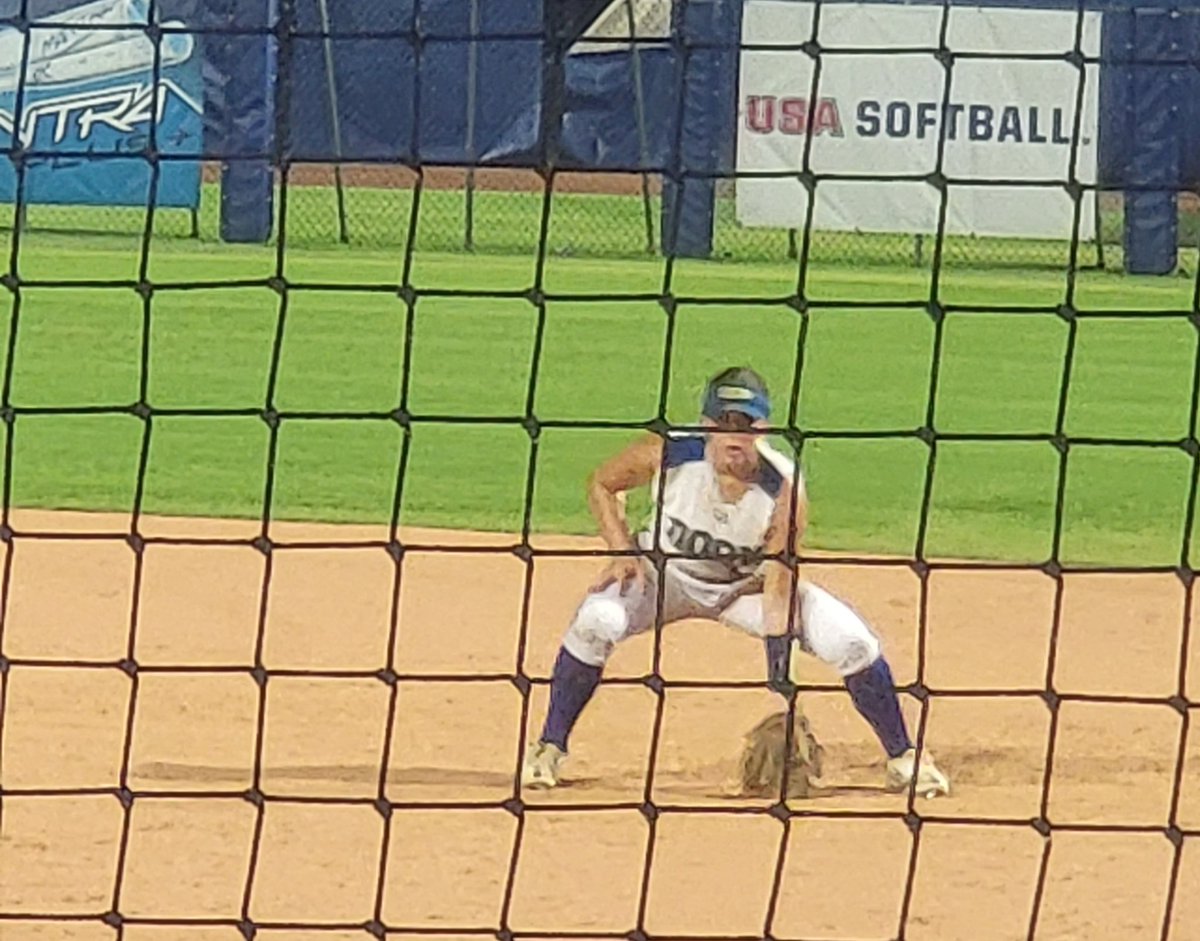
left=524, top=563, right=675, bottom=788
left=720, top=584, right=950, bottom=797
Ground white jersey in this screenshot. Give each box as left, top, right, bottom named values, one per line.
left=636, top=434, right=803, bottom=595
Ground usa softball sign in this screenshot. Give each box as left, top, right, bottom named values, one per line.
left=736, top=1, right=1102, bottom=241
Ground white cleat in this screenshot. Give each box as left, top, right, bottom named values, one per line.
left=885, top=747, right=951, bottom=799
left=521, top=741, right=566, bottom=790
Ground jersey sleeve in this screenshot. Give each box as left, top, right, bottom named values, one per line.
left=663, top=434, right=706, bottom=468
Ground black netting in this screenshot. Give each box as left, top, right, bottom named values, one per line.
left=0, top=2, right=1196, bottom=941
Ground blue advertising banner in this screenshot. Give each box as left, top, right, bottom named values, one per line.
left=0, top=0, right=202, bottom=209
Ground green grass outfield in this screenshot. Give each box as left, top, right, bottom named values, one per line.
left=4, top=189, right=1200, bottom=569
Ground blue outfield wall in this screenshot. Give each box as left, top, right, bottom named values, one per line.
left=195, top=0, right=1200, bottom=273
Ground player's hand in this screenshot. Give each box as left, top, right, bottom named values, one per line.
left=591, top=557, right=647, bottom=595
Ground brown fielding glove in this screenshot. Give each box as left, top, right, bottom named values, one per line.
left=733, top=707, right=824, bottom=799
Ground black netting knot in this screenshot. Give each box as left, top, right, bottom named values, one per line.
left=261, top=408, right=280, bottom=430
left=244, top=787, right=265, bottom=808
left=502, top=797, right=524, bottom=817
left=784, top=294, right=807, bottom=315
left=800, top=39, right=822, bottom=58
left=251, top=665, right=268, bottom=688
left=386, top=540, right=404, bottom=562
left=238, top=919, right=257, bottom=941
left=1041, top=689, right=1060, bottom=711
left=1064, top=48, right=1085, bottom=69
left=0, top=522, right=13, bottom=542
left=1056, top=303, right=1077, bottom=323
left=253, top=535, right=273, bottom=556
left=640, top=801, right=659, bottom=823
left=495, top=930, right=514, bottom=941
left=627, top=930, right=648, bottom=941
left=390, top=408, right=411, bottom=429
left=376, top=668, right=398, bottom=687
left=398, top=284, right=417, bottom=307
left=131, top=401, right=152, bottom=420
left=524, top=287, right=545, bottom=308
left=643, top=673, right=665, bottom=695
left=926, top=170, right=948, bottom=192
left=0, top=654, right=8, bottom=676
left=126, top=533, right=145, bottom=554
left=1166, top=825, right=1184, bottom=848
left=511, top=672, right=531, bottom=696
left=1168, top=694, right=1188, bottom=716
left=915, top=425, right=936, bottom=445
left=925, top=301, right=945, bottom=324
left=118, top=658, right=138, bottom=678
left=911, top=558, right=930, bottom=578
left=904, top=811, right=923, bottom=833
left=135, top=280, right=153, bottom=300
left=1042, top=558, right=1063, bottom=577
left=1032, top=817, right=1052, bottom=837
left=116, top=787, right=134, bottom=809
left=768, top=801, right=790, bottom=823
left=0, top=272, right=18, bottom=291
left=365, top=920, right=386, bottom=939
left=267, top=276, right=287, bottom=296
left=907, top=681, right=930, bottom=702
left=103, top=912, right=124, bottom=929
left=1183, top=437, right=1200, bottom=458
left=512, top=543, right=533, bottom=563
left=935, top=46, right=954, bottom=68
left=521, top=416, right=541, bottom=441
left=657, top=294, right=677, bottom=317
left=646, top=416, right=671, bottom=438
left=373, top=798, right=392, bottom=821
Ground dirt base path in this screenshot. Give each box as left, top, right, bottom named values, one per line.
left=0, top=509, right=1197, bottom=941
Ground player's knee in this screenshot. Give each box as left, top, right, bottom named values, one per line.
left=563, top=595, right=629, bottom=666
left=838, top=633, right=881, bottom=676
left=801, top=586, right=882, bottom=676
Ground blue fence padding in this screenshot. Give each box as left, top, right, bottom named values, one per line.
left=559, top=50, right=677, bottom=168
left=285, top=0, right=542, bottom=166
left=662, top=0, right=743, bottom=257
left=292, top=0, right=540, bottom=37
left=204, top=0, right=275, bottom=242
left=1122, top=8, right=1181, bottom=272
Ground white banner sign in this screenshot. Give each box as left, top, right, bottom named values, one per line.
left=736, top=1, right=1101, bottom=241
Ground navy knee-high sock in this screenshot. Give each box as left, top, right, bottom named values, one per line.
left=540, top=647, right=602, bottom=751
left=844, top=657, right=912, bottom=759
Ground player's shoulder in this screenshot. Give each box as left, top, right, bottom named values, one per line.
left=663, top=433, right=706, bottom=468
left=755, top=438, right=805, bottom=500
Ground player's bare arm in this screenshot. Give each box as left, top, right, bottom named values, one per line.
left=761, top=477, right=808, bottom=696
left=586, top=433, right=662, bottom=594
left=761, top=477, right=808, bottom=638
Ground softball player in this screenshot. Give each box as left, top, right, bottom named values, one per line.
left=522, top=366, right=950, bottom=798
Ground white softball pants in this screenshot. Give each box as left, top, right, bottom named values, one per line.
left=561, top=562, right=882, bottom=676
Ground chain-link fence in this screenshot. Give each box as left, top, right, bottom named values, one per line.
left=6, top=165, right=1198, bottom=275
